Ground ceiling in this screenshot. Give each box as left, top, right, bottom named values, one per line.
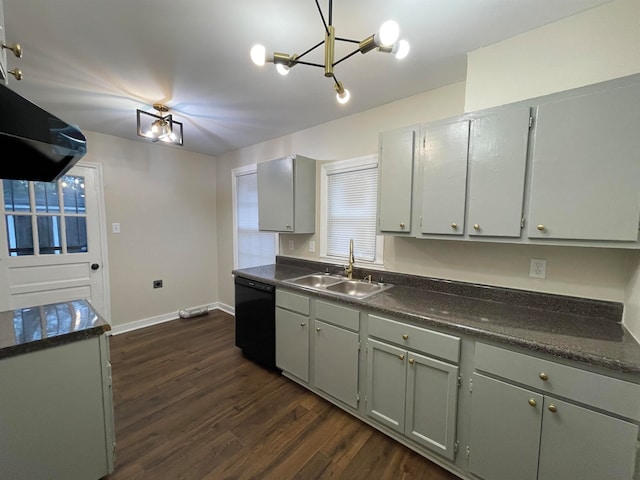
left=3, top=0, right=613, bottom=157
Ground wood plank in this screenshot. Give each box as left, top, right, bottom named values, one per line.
left=104, top=311, right=461, bottom=480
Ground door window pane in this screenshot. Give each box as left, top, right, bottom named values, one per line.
left=66, top=216, right=88, bottom=253
left=34, top=182, right=60, bottom=213
left=3, top=176, right=88, bottom=256
left=6, top=215, right=34, bottom=256
left=62, top=176, right=86, bottom=214
left=37, top=216, right=62, bottom=255
left=3, top=180, right=30, bottom=212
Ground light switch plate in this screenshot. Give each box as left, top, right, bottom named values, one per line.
left=309, top=240, right=315, bottom=252
left=111, top=223, right=121, bottom=234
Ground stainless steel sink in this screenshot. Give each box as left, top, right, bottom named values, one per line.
left=286, top=273, right=344, bottom=288
left=325, top=279, right=391, bottom=299
left=284, top=273, right=392, bottom=299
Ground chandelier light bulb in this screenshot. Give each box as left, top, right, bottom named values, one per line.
left=276, top=64, right=290, bottom=76
left=336, top=88, right=350, bottom=104
left=394, top=39, right=410, bottom=59
left=379, top=20, right=400, bottom=46
left=250, top=44, right=266, bottom=66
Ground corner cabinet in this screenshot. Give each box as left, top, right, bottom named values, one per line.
left=365, top=314, right=461, bottom=460
left=257, top=154, right=316, bottom=233
left=527, top=81, right=640, bottom=242
left=377, top=125, right=418, bottom=234
left=467, top=343, right=640, bottom=480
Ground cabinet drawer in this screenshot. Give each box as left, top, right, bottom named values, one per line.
left=276, top=290, right=310, bottom=315
left=315, top=300, right=359, bottom=331
left=475, top=343, right=640, bottom=422
left=368, top=314, right=460, bottom=364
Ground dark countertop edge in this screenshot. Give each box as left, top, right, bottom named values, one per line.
left=232, top=266, right=640, bottom=376
left=0, top=324, right=111, bottom=360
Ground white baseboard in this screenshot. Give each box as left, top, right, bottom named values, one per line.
left=109, top=302, right=235, bottom=335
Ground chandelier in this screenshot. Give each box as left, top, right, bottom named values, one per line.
left=136, top=104, right=184, bottom=146
left=250, top=0, right=409, bottom=104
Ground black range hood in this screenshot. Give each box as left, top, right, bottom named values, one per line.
left=0, top=83, right=87, bottom=182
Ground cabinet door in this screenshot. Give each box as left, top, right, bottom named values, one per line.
left=258, top=156, right=294, bottom=232
left=419, top=119, right=470, bottom=235
left=313, top=320, right=359, bottom=409
left=405, top=351, right=459, bottom=460
left=0, top=0, right=6, bottom=84
left=538, top=397, right=638, bottom=480
left=275, top=307, right=309, bottom=382
left=468, top=373, right=542, bottom=480
left=378, top=126, right=416, bottom=233
left=528, top=82, right=640, bottom=241
left=467, top=107, right=529, bottom=237
left=0, top=337, right=112, bottom=479
left=366, top=339, right=407, bottom=434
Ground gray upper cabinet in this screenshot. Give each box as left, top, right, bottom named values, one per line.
left=527, top=81, right=640, bottom=242
left=378, top=125, right=418, bottom=234
left=418, top=118, right=470, bottom=236
left=466, top=106, right=530, bottom=238
left=257, top=154, right=316, bottom=233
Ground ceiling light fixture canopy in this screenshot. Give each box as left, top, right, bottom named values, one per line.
left=136, top=103, right=184, bottom=146
left=250, top=0, right=409, bottom=105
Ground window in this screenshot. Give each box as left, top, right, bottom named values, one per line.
left=320, top=155, right=383, bottom=265
left=2, top=176, right=88, bottom=256
left=232, top=165, right=277, bottom=269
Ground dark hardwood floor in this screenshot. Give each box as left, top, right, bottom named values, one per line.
left=104, top=310, right=462, bottom=480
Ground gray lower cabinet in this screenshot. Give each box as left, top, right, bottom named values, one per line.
left=366, top=314, right=461, bottom=460
left=0, top=335, right=115, bottom=480
left=275, top=290, right=310, bottom=382
left=468, top=343, right=640, bottom=480
left=313, top=299, right=360, bottom=409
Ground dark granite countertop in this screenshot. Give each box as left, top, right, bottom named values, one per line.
left=233, top=258, right=640, bottom=377
left=0, top=299, right=111, bottom=359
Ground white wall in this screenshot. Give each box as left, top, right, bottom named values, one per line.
left=465, top=0, right=640, bottom=112
left=84, top=131, right=218, bottom=328
left=216, top=0, right=640, bottom=341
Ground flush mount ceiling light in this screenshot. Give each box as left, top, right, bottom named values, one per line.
left=250, top=0, right=410, bottom=105
left=136, top=103, right=184, bottom=146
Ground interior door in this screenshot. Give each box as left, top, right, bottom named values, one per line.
left=0, top=163, right=109, bottom=318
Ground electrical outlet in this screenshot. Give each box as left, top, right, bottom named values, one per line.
left=529, top=259, right=547, bottom=279
left=153, top=279, right=163, bottom=288
left=111, top=222, right=121, bottom=234
left=288, top=240, right=294, bottom=250
left=309, top=240, right=315, bottom=253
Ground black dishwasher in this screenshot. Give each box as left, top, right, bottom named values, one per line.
left=234, top=276, right=279, bottom=372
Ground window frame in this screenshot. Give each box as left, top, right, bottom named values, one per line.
left=231, top=164, right=278, bottom=270
left=319, top=154, right=384, bottom=266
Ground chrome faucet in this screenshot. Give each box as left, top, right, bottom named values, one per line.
left=344, top=239, right=355, bottom=279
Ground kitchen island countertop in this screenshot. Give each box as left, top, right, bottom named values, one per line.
left=0, top=299, right=111, bottom=359
left=233, top=260, right=640, bottom=377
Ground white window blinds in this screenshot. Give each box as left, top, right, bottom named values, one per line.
left=235, top=171, right=276, bottom=269
left=325, top=160, right=379, bottom=262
